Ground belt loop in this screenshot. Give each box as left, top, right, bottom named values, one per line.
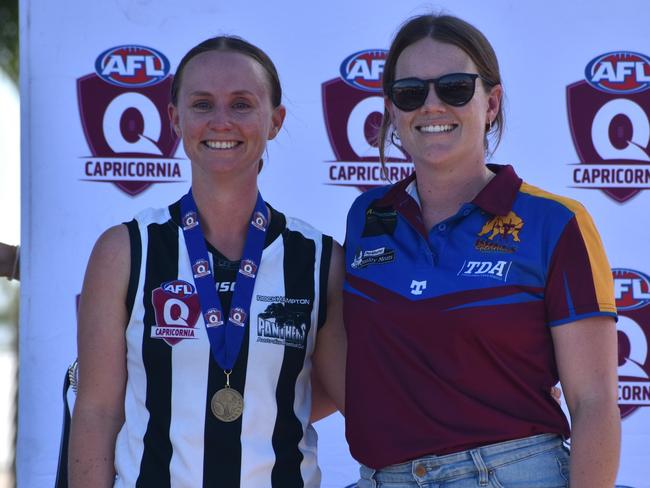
left=370, top=467, right=378, bottom=488
left=469, top=449, right=489, bottom=487
left=360, top=464, right=378, bottom=488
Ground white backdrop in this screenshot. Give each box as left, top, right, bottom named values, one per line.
left=19, top=0, right=650, bottom=486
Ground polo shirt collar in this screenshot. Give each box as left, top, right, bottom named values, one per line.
left=375, top=163, right=522, bottom=218
left=472, top=164, right=522, bottom=216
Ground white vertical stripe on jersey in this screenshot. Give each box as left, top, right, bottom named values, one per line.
left=239, top=238, right=286, bottom=487
left=114, top=211, right=154, bottom=487
left=298, top=230, right=323, bottom=488
left=168, top=230, right=211, bottom=488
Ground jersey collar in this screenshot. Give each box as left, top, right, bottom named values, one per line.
left=371, top=164, right=522, bottom=240
left=376, top=163, right=522, bottom=218
left=472, top=164, right=523, bottom=216
left=168, top=198, right=286, bottom=249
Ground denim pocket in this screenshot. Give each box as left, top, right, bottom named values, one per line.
left=554, top=445, right=570, bottom=483
left=489, top=446, right=569, bottom=488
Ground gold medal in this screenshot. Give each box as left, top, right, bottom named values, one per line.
left=211, top=387, right=244, bottom=422
left=211, top=370, right=244, bottom=422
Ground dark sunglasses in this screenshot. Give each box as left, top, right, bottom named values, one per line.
left=389, top=73, right=484, bottom=111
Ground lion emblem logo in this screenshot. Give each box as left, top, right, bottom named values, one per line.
left=478, top=211, right=524, bottom=242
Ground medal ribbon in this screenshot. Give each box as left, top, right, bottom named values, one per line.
left=180, top=189, right=268, bottom=370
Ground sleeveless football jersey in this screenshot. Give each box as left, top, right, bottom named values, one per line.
left=114, top=200, right=332, bottom=488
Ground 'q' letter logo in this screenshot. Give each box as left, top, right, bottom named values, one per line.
left=613, top=268, right=650, bottom=418
left=151, top=280, right=201, bottom=346
left=78, top=45, right=183, bottom=196
left=567, top=51, right=650, bottom=203
left=322, top=49, right=413, bottom=192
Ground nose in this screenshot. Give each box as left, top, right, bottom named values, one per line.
left=420, top=83, right=445, bottom=112
left=208, top=106, right=233, bottom=130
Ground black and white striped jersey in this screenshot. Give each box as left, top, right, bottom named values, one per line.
left=114, top=200, right=332, bottom=488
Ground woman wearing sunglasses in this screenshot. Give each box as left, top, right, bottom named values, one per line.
left=343, top=14, right=620, bottom=488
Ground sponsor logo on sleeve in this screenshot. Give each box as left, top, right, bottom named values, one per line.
left=77, top=45, right=184, bottom=196
left=322, top=49, right=413, bottom=191
left=474, top=212, right=523, bottom=253
left=151, top=280, right=201, bottom=345
left=567, top=51, right=650, bottom=203
left=613, top=268, right=650, bottom=418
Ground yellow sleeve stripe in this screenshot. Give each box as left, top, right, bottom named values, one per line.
left=520, top=183, right=616, bottom=312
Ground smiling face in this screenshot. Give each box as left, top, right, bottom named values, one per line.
left=169, top=50, right=285, bottom=181
left=387, top=37, right=501, bottom=170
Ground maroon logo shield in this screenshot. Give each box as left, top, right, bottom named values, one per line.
left=77, top=45, right=183, bottom=196
left=322, top=49, right=412, bottom=192
left=567, top=51, right=650, bottom=203
left=613, top=268, right=650, bottom=419
left=151, top=285, right=201, bottom=346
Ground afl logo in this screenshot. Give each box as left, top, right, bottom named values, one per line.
left=230, top=307, right=247, bottom=327
left=161, top=280, right=195, bottom=297
left=339, top=50, right=387, bottom=92
left=252, top=211, right=267, bottom=231
left=204, top=308, right=223, bottom=327
left=614, top=269, right=650, bottom=311
left=239, top=259, right=257, bottom=278
left=585, top=51, right=650, bottom=94
left=95, top=45, right=170, bottom=88
left=192, top=259, right=210, bottom=278
left=182, top=211, right=199, bottom=230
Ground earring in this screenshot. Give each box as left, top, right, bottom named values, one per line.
left=391, top=129, right=400, bottom=146
left=486, top=119, right=493, bottom=132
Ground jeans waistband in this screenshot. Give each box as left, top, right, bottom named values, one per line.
left=362, top=433, right=564, bottom=479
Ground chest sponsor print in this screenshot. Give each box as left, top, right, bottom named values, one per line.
left=458, top=260, right=513, bottom=281
left=351, top=246, right=396, bottom=269
left=475, top=211, right=524, bottom=253
left=151, top=280, right=201, bottom=345
left=255, top=299, right=310, bottom=349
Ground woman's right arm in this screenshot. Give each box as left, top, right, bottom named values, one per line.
left=68, top=225, right=130, bottom=488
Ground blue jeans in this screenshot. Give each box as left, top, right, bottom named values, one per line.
left=358, top=434, right=569, bottom=488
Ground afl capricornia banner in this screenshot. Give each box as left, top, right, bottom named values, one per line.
left=19, top=0, right=650, bottom=486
